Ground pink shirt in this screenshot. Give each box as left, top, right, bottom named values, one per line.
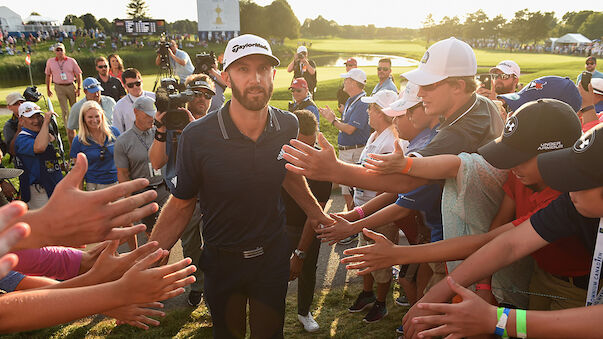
left=13, top=246, right=82, bottom=280
left=45, top=56, right=82, bottom=85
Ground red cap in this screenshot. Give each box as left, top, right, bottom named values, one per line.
left=289, top=78, right=308, bottom=89
left=345, top=58, right=357, bottom=66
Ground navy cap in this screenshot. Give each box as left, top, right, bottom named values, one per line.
left=498, top=76, right=582, bottom=113
left=478, top=99, right=582, bottom=169
left=538, top=123, right=603, bottom=192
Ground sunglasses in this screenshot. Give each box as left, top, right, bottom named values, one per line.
left=97, top=64, right=108, bottom=69
left=99, top=146, right=109, bottom=161
left=586, top=62, right=595, bottom=66
left=55, top=48, right=63, bottom=52
left=492, top=74, right=514, bottom=80
left=377, top=67, right=390, bottom=71
left=193, top=91, right=213, bottom=100
left=126, top=81, right=142, bottom=88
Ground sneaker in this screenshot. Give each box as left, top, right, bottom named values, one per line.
left=187, top=290, right=203, bottom=307
left=395, top=295, right=410, bottom=306
left=348, top=291, right=376, bottom=312
left=396, top=325, right=404, bottom=334
left=363, top=301, right=388, bottom=323
left=338, top=233, right=359, bottom=245
left=298, top=312, right=320, bottom=332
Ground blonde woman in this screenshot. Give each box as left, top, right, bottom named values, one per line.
left=108, top=54, right=125, bottom=84
left=70, top=101, right=120, bottom=191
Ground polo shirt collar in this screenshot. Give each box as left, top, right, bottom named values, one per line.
left=217, top=101, right=281, bottom=140
left=132, top=124, right=151, bottom=135
left=439, top=93, right=478, bottom=129
left=55, top=56, right=68, bottom=62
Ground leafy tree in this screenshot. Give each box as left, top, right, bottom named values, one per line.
left=421, top=13, right=436, bottom=45
left=98, top=18, right=113, bottom=33
left=579, top=12, right=603, bottom=40
left=506, top=9, right=556, bottom=44
left=80, top=13, right=100, bottom=30
left=30, top=12, right=41, bottom=16
left=265, top=0, right=300, bottom=40
left=127, top=0, right=150, bottom=20
left=554, top=10, right=595, bottom=36
left=168, top=20, right=198, bottom=34
left=63, top=14, right=84, bottom=29
left=239, top=0, right=269, bottom=37
left=463, top=9, right=489, bottom=41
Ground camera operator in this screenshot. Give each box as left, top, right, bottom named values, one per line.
left=206, top=58, right=226, bottom=113
left=148, top=73, right=215, bottom=307
left=14, top=102, right=64, bottom=210
left=287, top=46, right=317, bottom=97
left=155, top=40, right=194, bottom=84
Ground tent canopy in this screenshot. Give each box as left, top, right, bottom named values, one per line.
left=555, top=33, right=592, bottom=44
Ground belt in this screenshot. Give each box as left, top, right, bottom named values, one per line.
left=54, top=83, right=73, bottom=86
left=338, top=144, right=364, bottom=151
left=552, top=274, right=589, bottom=290
left=205, top=232, right=282, bottom=260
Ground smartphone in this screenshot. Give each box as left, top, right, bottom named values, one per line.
left=581, top=71, right=592, bottom=91
left=478, top=74, right=492, bottom=90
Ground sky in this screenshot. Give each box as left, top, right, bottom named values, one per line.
left=4, top=0, right=603, bottom=29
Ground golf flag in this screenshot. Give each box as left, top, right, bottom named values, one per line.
left=25, top=54, right=31, bottom=65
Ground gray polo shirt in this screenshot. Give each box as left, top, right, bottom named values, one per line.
left=114, top=124, right=164, bottom=186
left=67, top=96, right=116, bottom=131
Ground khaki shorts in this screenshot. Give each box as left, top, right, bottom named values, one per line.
left=529, top=264, right=586, bottom=310
left=424, top=262, right=446, bottom=294
left=358, top=223, right=398, bottom=284
left=338, top=147, right=364, bottom=196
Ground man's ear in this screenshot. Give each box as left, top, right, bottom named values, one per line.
left=222, top=70, right=231, bottom=89
left=272, top=68, right=276, bottom=80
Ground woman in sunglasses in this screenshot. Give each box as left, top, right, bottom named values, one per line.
left=70, top=101, right=120, bottom=191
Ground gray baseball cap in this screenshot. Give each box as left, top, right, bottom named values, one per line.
left=133, top=96, right=157, bottom=117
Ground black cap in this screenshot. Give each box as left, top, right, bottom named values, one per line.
left=478, top=99, right=582, bottom=169
left=537, top=123, right=603, bottom=192
left=186, top=80, right=216, bottom=95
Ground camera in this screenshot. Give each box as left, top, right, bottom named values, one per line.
left=194, top=52, right=217, bottom=74
left=23, top=86, right=42, bottom=102
left=154, top=78, right=194, bottom=130
left=156, top=38, right=172, bottom=71
left=580, top=71, right=592, bottom=91
left=477, top=74, right=492, bottom=91
left=297, top=52, right=305, bottom=59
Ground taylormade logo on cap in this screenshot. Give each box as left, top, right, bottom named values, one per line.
left=223, top=34, right=280, bottom=70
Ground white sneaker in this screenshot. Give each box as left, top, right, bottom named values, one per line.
left=298, top=312, right=319, bottom=332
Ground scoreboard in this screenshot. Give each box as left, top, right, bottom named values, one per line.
left=114, top=19, right=166, bottom=35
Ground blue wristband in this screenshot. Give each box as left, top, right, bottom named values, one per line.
left=495, top=307, right=510, bottom=336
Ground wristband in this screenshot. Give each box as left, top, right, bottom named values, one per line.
left=401, top=157, right=413, bottom=174
left=154, top=131, right=167, bottom=142
left=580, top=105, right=595, bottom=113
left=354, top=206, right=365, bottom=219
left=331, top=118, right=339, bottom=126
left=476, top=283, right=491, bottom=291
left=516, top=309, right=527, bottom=338
left=495, top=307, right=510, bottom=337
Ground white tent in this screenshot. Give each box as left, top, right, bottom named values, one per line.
left=555, top=33, right=592, bottom=44
left=0, top=6, right=23, bottom=31
left=24, top=15, right=59, bottom=25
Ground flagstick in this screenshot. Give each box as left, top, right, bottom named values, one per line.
left=26, top=54, right=33, bottom=87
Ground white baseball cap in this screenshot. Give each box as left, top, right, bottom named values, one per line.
left=592, top=78, right=603, bottom=96
left=297, top=46, right=308, bottom=53
left=361, top=90, right=398, bottom=110
left=341, top=68, right=367, bottom=84
left=222, top=34, right=280, bottom=70
left=403, top=37, right=477, bottom=86
left=490, top=60, right=520, bottom=78
left=383, top=83, right=422, bottom=117
left=18, top=102, right=44, bottom=117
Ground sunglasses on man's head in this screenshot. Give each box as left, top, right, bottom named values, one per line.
left=126, top=81, right=142, bottom=88
left=492, top=74, right=514, bottom=80
left=377, top=67, right=390, bottom=71
left=97, top=64, right=108, bottom=69
left=193, top=91, right=213, bottom=100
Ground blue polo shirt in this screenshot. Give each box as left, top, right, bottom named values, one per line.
left=338, top=92, right=370, bottom=146
left=70, top=126, right=120, bottom=184
left=371, top=78, right=398, bottom=95
left=395, top=184, right=444, bottom=242
left=172, top=101, right=299, bottom=248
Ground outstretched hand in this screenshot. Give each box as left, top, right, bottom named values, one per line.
left=363, top=140, right=408, bottom=175
left=85, top=240, right=161, bottom=284
left=340, top=228, right=398, bottom=275
left=316, top=214, right=358, bottom=245
left=282, top=133, right=339, bottom=182
left=105, top=302, right=165, bottom=330
left=412, top=276, right=498, bottom=339
left=0, top=202, right=30, bottom=278
left=19, top=153, right=159, bottom=249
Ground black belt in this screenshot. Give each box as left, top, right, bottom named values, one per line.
left=338, top=144, right=364, bottom=151
left=552, top=274, right=589, bottom=290
left=54, top=83, right=73, bottom=86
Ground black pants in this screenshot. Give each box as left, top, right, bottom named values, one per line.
left=286, top=224, right=321, bottom=316
left=200, top=233, right=289, bottom=339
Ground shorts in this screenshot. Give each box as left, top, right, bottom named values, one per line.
left=358, top=223, right=398, bottom=284
left=338, top=147, right=364, bottom=196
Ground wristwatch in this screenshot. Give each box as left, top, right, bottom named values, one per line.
left=293, top=249, right=306, bottom=260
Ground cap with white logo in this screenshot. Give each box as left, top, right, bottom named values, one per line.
left=18, top=102, right=44, bottom=117
left=383, top=83, right=421, bottom=117
left=361, top=90, right=398, bottom=110
left=490, top=60, right=520, bottom=78
left=222, top=34, right=280, bottom=70
left=297, top=46, right=308, bottom=54
left=402, top=37, right=477, bottom=86
left=341, top=68, right=367, bottom=84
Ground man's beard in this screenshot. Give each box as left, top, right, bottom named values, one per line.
left=495, top=82, right=514, bottom=95
left=231, top=80, right=273, bottom=111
